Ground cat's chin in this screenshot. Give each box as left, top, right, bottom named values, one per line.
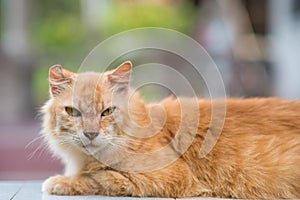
left=81, top=143, right=106, bottom=156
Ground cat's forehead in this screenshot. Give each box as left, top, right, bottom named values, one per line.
left=74, top=72, right=103, bottom=93
left=70, top=72, right=111, bottom=108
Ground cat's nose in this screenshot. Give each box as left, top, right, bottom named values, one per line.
left=83, top=132, right=99, bottom=140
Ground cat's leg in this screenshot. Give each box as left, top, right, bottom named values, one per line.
left=42, top=170, right=136, bottom=196
left=42, top=174, right=96, bottom=195
left=42, top=161, right=137, bottom=196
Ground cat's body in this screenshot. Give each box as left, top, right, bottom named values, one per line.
left=42, top=62, right=300, bottom=199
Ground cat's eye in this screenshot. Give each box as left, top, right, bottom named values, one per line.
left=101, top=106, right=116, bottom=117
left=65, top=107, right=81, bottom=117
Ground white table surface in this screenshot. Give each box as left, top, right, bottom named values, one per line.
left=0, top=181, right=231, bottom=200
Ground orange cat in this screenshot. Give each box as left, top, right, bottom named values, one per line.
left=42, top=61, right=300, bottom=199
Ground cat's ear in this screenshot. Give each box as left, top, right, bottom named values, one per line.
left=49, top=64, right=75, bottom=97
left=107, top=61, right=132, bottom=93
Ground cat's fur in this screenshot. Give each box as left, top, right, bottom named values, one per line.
left=42, top=61, right=300, bottom=199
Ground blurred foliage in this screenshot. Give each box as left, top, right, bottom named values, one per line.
left=31, top=0, right=83, bottom=52
left=32, top=15, right=84, bottom=52
left=36, top=0, right=80, bottom=17
left=103, top=1, right=196, bottom=37
left=30, top=0, right=197, bottom=104
left=31, top=0, right=196, bottom=51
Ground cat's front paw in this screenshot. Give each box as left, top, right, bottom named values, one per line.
left=42, top=175, right=78, bottom=195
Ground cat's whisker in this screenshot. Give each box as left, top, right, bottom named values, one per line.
left=56, top=135, right=83, bottom=148
left=25, top=134, right=44, bottom=149
left=27, top=140, right=48, bottom=160
left=37, top=143, right=51, bottom=159
left=57, top=139, right=73, bottom=145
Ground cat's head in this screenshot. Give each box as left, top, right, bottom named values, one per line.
left=42, top=62, right=149, bottom=158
